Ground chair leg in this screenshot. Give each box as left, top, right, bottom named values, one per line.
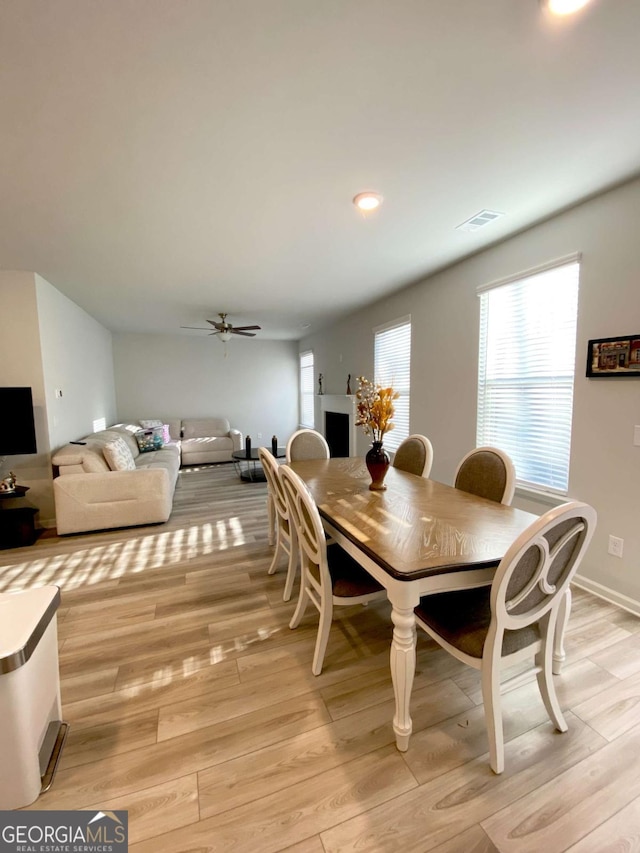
left=289, top=560, right=309, bottom=630
left=311, top=594, right=333, bottom=676
left=267, top=494, right=275, bottom=546
left=553, top=588, right=571, bottom=674
left=282, top=540, right=298, bottom=602
left=536, top=631, right=568, bottom=732
left=267, top=532, right=284, bottom=575
left=481, top=653, right=504, bottom=774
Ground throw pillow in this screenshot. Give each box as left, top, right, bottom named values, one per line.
left=135, top=429, right=164, bottom=453
left=139, top=419, right=163, bottom=429
left=103, top=436, right=136, bottom=471
left=161, top=424, right=171, bottom=444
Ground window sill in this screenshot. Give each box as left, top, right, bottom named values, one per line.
left=514, top=485, right=567, bottom=509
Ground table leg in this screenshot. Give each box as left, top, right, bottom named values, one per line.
left=389, top=598, right=418, bottom=752
left=553, top=588, right=571, bottom=675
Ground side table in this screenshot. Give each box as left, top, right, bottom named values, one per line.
left=0, top=485, right=40, bottom=549
left=231, top=447, right=285, bottom=482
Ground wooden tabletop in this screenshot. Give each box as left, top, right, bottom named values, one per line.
left=289, top=457, right=539, bottom=581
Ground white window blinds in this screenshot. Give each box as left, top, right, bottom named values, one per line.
left=299, top=350, right=315, bottom=428
left=477, top=256, right=580, bottom=494
left=374, top=317, right=411, bottom=453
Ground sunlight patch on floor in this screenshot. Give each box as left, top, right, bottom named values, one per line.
left=0, top=518, right=254, bottom=592
left=113, top=625, right=286, bottom=695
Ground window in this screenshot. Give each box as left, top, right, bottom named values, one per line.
left=477, top=255, right=580, bottom=494
left=299, top=350, right=315, bottom=428
left=374, top=316, right=411, bottom=453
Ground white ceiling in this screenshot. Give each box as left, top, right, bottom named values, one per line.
left=1, top=1, right=639, bottom=341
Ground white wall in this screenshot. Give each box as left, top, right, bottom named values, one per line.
left=302, top=175, right=640, bottom=609
left=0, top=271, right=116, bottom=525
left=36, top=274, right=117, bottom=453
left=112, top=333, right=299, bottom=445
left=0, top=271, right=51, bottom=520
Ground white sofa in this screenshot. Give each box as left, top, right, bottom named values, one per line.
left=52, top=417, right=242, bottom=535
left=180, top=417, right=243, bottom=465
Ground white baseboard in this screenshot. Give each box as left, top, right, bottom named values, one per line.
left=573, top=573, right=640, bottom=617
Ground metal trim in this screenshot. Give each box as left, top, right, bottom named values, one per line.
left=0, top=587, right=61, bottom=673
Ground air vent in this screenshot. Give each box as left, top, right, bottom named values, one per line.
left=456, top=209, right=505, bottom=233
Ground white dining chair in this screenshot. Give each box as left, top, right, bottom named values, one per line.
left=258, top=447, right=297, bottom=601
left=392, top=434, right=433, bottom=478
left=414, top=500, right=597, bottom=773
left=280, top=464, right=386, bottom=675
left=285, top=428, right=330, bottom=463
left=454, top=446, right=516, bottom=505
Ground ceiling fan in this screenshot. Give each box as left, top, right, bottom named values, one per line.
left=181, top=313, right=261, bottom=342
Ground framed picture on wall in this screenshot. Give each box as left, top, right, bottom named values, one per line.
left=586, top=334, right=640, bottom=377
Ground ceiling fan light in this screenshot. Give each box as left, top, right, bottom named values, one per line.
left=542, top=0, right=592, bottom=15
left=218, top=330, right=232, bottom=343
left=353, top=192, right=383, bottom=212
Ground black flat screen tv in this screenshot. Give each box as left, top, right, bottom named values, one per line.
left=0, top=387, right=38, bottom=455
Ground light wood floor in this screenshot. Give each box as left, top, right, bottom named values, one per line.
left=2, top=464, right=639, bottom=852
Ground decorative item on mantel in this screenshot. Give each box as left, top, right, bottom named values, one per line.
left=355, top=376, right=400, bottom=491
left=318, top=373, right=324, bottom=395
left=346, top=374, right=352, bottom=395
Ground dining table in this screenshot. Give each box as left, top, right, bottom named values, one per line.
left=288, top=456, right=566, bottom=752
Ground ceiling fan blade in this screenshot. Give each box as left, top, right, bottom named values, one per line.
left=181, top=326, right=211, bottom=330
left=231, top=330, right=256, bottom=337
left=231, top=324, right=261, bottom=331
left=206, top=319, right=226, bottom=330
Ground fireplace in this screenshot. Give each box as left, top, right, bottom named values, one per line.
left=319, top=395, right=357, bottom=457
left=324, top=411, right=349, bottom=457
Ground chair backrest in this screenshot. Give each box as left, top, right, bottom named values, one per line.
left=280, top=464, right=329, bottom=581
left=393, top=434, right=433, bottom=478
left=285, top=429, right=330, bottom=463
left=258, top=447, right=288, bottom=522
left=454, top=446, right=516, bottom=505
left=491, top=500, right=597, bottom=636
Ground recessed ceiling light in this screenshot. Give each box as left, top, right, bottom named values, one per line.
left=542, top=0, right=593, bottom=16
left=353, top=192, right=383, bottom=212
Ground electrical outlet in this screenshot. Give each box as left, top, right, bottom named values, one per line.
left=608, top=535, right=624, bottom=558
left=257, top=432, right=262, bottom=439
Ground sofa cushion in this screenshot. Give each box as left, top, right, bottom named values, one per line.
left=110, top=424, right=143, bottom=458
left=181, top=435, right=233, bottom=453
left=182, top=418, right=230, bottom=439
left=135, top=444, right=180, bottom=483
left=166, top=420, right=181, bottom=442
left=103, top=436, right=136, bottom=471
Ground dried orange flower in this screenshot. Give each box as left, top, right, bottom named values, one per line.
left=355, top=376, right=400, bottom=443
